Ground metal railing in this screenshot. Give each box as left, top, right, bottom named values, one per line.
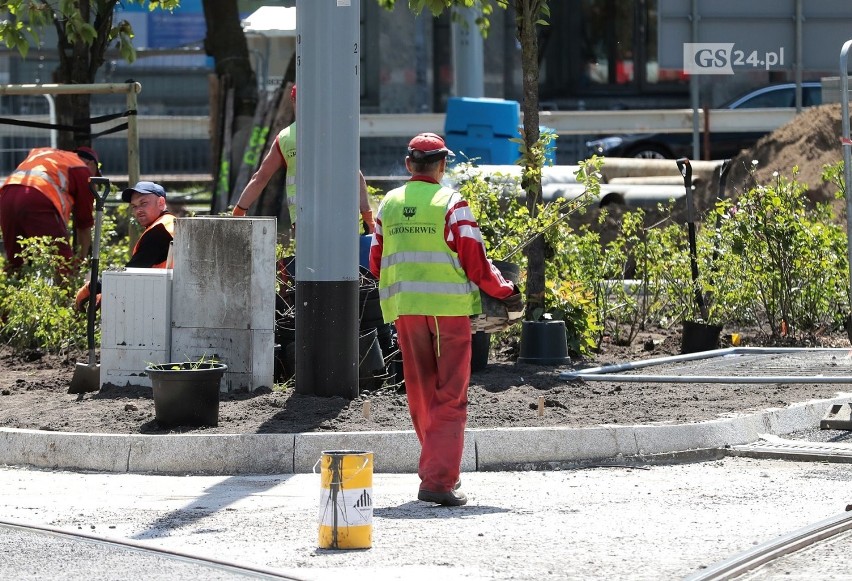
left=0, top=106, right=805, bottom=140
left=0, top=105, right=808, bottom=179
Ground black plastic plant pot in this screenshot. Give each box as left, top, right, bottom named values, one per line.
left=517, top=320, right=570, bottom=365
left=145, top=362, right=227, bottom=428
left=471, top=331, right=491, bottom=372
left=681, top=321, right=723, bottom=354
left=359, top=328, right=385, bottom=375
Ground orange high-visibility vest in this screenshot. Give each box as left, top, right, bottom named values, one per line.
left=132, top=213, right=176, bottom=268
left=2, top=148, right=87, bottom=223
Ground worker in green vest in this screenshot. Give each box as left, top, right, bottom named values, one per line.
left=369, top=132, right=522, bottom=506
left=232, top=84, right=374, bottom=233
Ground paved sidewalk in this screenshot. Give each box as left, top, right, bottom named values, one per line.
left=1, top=394, right=849, bottom=474
left=3, top=394, right=852, bottom=579
left=2, top=459, right=851, bottom=580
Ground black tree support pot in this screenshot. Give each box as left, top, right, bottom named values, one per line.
left=680, top=321, right=723, bottom=354
left=517, top=320, right=570, bottom=365
left=146, top=362, right=227, bottom=428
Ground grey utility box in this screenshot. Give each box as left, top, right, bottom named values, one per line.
left=170, top=217, right=276, bottom=392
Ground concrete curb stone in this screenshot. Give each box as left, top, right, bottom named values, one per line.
left=1, top=394, right=850, bottom=475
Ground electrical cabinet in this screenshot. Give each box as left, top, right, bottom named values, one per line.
left=170, top=217, right=276, bottom=392
left=100, top=268, right=172, bottom=388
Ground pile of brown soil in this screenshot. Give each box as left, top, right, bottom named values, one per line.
left=726, top=103, right=845, bottom=204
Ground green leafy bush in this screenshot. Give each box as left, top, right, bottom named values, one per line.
left=0, top=206, right=131, bottom=353
left=454, top=157, right=600, bottom=356
left=716, top=167, right=849, bottom=337
left=0, top=236, right=86, bottom=352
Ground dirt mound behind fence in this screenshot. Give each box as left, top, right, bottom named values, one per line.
left=727, top=103, right=845, bottom=205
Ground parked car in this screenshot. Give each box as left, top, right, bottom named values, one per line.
left=585, top=82, right=823, bottom=160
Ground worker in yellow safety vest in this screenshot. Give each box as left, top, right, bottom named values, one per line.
left=369, top=132, right=523, bottom=507
left=232, top=84, right=375, bottom=233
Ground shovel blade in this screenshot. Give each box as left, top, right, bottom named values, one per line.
left=69, top=363, right=100, bottom=394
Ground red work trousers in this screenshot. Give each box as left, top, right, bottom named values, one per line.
left=0, top=185, right=72, bottom=271
left=395, top=314, right=471, bottom=493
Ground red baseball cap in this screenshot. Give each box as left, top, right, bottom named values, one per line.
left=75, top=146, right=101, bottom=176
left=407, top=132, right=454, bottom=162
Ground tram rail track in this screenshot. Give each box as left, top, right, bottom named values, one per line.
left=685, top=509, right=852, bottom=580
left=686, top=440, right=852, bottom=580
left=0, top=519, right=305, bottom=581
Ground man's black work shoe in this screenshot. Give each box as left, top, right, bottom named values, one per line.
left=454, top=478, right=461, bottom=491
left=418, top=488, right=468, bottom=506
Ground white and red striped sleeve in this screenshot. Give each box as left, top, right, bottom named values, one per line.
left=368, top=198, right=385, bottom=279
left=445, top=191, right=514, bottom=300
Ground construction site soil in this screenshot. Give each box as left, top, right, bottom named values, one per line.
left=1, top=327, right=850, bottom=436
left=1, top=103, right=850, bottom=436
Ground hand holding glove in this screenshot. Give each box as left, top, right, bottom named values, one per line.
left=502, top=288, right=524, bottom=321
left=74, top=281, right=101, bottom=313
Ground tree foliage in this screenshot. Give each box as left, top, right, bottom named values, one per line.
left=377, top=0, right=506, bottom=35
left=2, top=1, right=179, bottom=62
left=1, top=1, right=181, bottom=148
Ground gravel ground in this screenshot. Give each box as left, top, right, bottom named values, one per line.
left=2, top=458, right=851, bottom=580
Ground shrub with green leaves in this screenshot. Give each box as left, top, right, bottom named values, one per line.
left=543, top=278, right=601, bottom=356
left=715, top=167, right=848, bottom=337
left=453, top=158, right=600, bottom=356
left=653, top=214, right=738, bottom=327
left=453, top=163, right=531, bottom=268
left=0, top=206, right=132, bottom=354
left=0, top=236, right=86, bottom=352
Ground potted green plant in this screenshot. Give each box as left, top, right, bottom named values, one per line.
left=145, top=357, right=227, bottom=427
left=658, top=227, right=727, bottom=354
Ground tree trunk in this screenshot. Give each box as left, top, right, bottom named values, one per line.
left=52, top=0, right=117, bottom=150
left=202, top=0, right=258, bottom=119
left=515, top=0, right=545, bottom=318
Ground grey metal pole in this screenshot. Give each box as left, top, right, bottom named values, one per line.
left=295, top=0, right=360, bottom=398
left=795, top=0, right=803, bottom=112
left=840, top=40, right=852, bottom=310
left=690, top=0, right=700, bottom=160
left=126, top=84, right=141, bottom=186
left=452, top=7, right=484, bottom=98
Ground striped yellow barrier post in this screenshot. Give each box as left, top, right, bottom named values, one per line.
left=318, top=450, right=373, bottom=549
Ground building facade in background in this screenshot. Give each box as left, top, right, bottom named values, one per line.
left=0, top=0, right=844, bottom=175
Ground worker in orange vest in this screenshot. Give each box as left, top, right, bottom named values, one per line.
left=0, top=146, right=100, bottom=273
left=75, top=181, right=175, bottom=311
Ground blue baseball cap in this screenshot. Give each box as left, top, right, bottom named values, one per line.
left=122, top=181, right=167, bottom=202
